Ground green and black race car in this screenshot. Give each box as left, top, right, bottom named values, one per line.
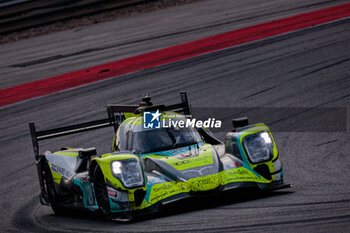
left=29, top=92, right=290, bottom=221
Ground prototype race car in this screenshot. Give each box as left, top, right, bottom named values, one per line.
left=29, top=92, right=290, bottom=221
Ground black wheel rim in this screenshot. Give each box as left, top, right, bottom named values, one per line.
left=43, top=162, right=57, bottom=204
left=93, top=166, right=111, bottom=216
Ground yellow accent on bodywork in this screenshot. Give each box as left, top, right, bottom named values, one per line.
left=120, top=117, right=136, bottom=126
left=47, top=162, right=63, bottom=184
left=53, top=151, right=79, bottom=157
left=144, top=144, right=214, bottom=170
left=124, top=112, right=138, bottom=119
left=141, top=181, right=189, bottom=207
left=134, top=165, right=271, bottom=210
left=222, top=167, right=270, bottom=184
left=111, top=136, right=116, bottom=152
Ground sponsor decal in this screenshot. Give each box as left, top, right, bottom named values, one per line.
left=174, top=160, right=190, bottom=166
left=224, top=167, right=269, bottom=183
left=51, top=164, right=74, bottom=178
left=169, top=153, right=213, bottom=170
left=150, top=183, right=182, bottom=203
left=107, top=187, right=129, bottom=202
left=197, top=177, right=212, bottom=186
left=152, top=184, right=173, bottom=193
left=107, top=187, right=118, bottom=198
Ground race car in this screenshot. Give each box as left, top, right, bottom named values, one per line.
left=29, top=92, right=290, bottom=221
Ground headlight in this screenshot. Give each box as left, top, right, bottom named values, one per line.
left=111, top=159, right=145, bottom=188
left=243, top=131, right=273, bottom=163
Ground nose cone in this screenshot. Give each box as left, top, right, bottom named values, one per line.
left=174, top=144, right=222, bottom=192
left=145, top=144, right=223, bottom=192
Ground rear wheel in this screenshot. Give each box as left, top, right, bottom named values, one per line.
left=42, top=161, right=68, bottom=215
left=93, top=165, right=111, bottom=219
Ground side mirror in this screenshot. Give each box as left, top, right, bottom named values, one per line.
left=232, top=117, right=249, bottom=129
left=79, top=147, right=97, bottom=159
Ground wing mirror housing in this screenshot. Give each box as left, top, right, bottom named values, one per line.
left=79, top=147, right=97, bottom=159
left=232, top=117, right=249, bottom=130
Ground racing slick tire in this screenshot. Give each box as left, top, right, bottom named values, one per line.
left=93, top=165, right=112, bottom=219
left=43, top=161, right=68, bottom=215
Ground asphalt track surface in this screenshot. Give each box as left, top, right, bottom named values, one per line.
left=1, top=0, right=350, bottom=232
left=2, top=2, right=350, bottom=107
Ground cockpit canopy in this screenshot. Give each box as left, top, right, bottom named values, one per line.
left=115, top=113, right=202, bottom=154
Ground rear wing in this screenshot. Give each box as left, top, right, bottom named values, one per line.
left=29, top=91, right=191, bottom=160
left=107, top=91, right=191, bottom=131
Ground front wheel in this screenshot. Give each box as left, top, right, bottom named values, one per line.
left=42, top=161, right=68, bottom=215
left=93, top=165, right=111, bottom=219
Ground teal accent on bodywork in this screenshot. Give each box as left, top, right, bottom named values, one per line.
left=236, top=134, right=262, bottom=179
left=109, top=197, right=123, bottom=212
left=72, top=179, right=98, bottom=210
left=144, top=184, right=154, bottom=204
left=280, top=169, right=284, bottom=180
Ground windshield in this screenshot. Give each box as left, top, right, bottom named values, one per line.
left=132, top=127, right=202, bottom=154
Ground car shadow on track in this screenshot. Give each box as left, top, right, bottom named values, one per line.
left=137, top=187, right=293, bottom=222
left=41, top=187, right=293, bottom=223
